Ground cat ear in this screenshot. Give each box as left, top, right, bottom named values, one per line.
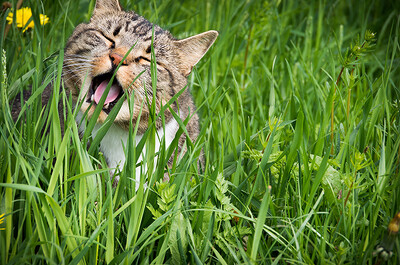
left=174, top=30, right=218, bottom=76
left=93, top=0, right=122, bottom=16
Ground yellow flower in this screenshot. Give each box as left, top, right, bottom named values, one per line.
left=6, top=7, right=49, bottom=32
left=0, top=213, right=5, bottom=230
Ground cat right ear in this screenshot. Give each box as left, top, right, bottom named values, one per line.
left=174, top=30, right=218, bottom=77
left=92, top=0, right=122, bottom=16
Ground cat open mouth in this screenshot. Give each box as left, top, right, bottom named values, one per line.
left=88, top=72, right=124, bottom=114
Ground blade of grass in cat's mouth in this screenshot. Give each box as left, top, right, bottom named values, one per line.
left=88, top=73, right=123, bottom=113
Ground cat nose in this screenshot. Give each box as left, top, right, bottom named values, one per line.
left=110, top=52, right=127, bottom=66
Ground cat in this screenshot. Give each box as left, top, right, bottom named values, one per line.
left=63, top=0, right=218, bottom=186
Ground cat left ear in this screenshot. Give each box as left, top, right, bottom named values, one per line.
left=92, top=0, right=122, bottom=16
left=174, top=30, right=218, bottom=76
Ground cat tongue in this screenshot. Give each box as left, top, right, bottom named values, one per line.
left=94, top=80, right=120, bottom=105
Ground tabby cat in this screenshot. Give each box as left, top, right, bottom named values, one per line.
left=63, top=0, right=217, bottom=184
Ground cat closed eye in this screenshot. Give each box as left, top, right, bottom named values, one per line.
left=135, top=56, right=151, bottom=63
left=99, top=32, right=115, bottom=48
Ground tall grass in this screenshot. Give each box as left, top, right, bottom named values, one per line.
left=1, top=0, right=399, bottom=264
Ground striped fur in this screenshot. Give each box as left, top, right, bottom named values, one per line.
left=63, top=0, right=217, bottom=176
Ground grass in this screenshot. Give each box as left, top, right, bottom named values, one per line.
left=1, top=0, right=400, bottom=264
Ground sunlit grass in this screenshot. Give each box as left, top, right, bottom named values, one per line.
left=1, top=0, right=399, bottom=264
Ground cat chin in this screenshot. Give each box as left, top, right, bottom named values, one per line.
left=80, top=104, right=109, bottom=124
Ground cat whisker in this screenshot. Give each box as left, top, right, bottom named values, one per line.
left=62, top=67, right=91, bottom=73
left=63, top=64, right=92, bottom=68
left=63, top=60, right=93, bottom=66
left=61, top=73, right=89, bottom=85
left=63, top=59, right=93, bottom=64
left=64, top=54, right=91, bottom=60
left=65, top=67, right=91, bottom=72
left=62, top=65, right=92, bottom=71
left=63, top=61, right=92, bottom=67
left=61, top=69, right=91, bottom=78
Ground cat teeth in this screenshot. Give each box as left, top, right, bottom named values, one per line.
left=90, top=93, right=110, bottom=109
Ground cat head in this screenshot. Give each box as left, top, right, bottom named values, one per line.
left=63, top=0, right=217, bottom=129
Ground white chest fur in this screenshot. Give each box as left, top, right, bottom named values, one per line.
left=76, top=111, right=179, bottom=186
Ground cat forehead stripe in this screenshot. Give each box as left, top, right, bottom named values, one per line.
left=122, top=16, right=157, bottom=37
left=98, top=12, right=167, bottom=39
